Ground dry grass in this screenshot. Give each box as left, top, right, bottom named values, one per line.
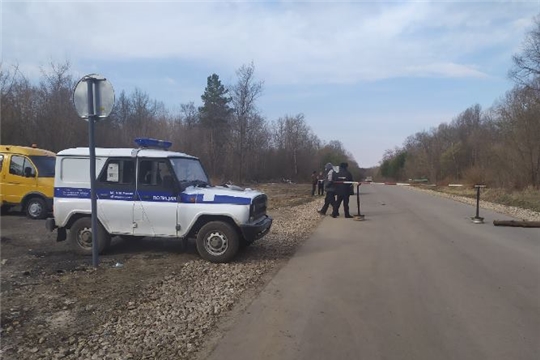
left=251, top=183, right=316, bottom=210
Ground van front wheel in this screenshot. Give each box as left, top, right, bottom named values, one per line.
left=25, top=197, right=47, bottom=220
left=69, top=217, right=111, bottom=255
left=196, top=221, right=239, bottom=263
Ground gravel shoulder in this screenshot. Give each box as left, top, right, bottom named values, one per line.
left=1, top=184, right=323, bottom=360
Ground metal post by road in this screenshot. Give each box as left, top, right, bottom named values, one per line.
left=475, top=187, right=480, bottom=218
left=471, top=184, right=485, bottom=224
left=86, top=79, right=99, bottom=268
left=355, top=183, right=365, bottom=221
left=328, top=181, right=365, bottom=221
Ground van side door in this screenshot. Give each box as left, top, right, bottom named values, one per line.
left=0, top=154, right=4, bottom=204
left=133, top=158, right=178, bottom=237
left=3, top=155, right=38, bottom=204
left=96, top=158, right=136, bottom=235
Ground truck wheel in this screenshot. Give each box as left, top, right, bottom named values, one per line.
left=196, top=221, right=239, bottom=263
left=25, top=197, right=47, bottom=220
left=69, top=217, right=111, bottom=256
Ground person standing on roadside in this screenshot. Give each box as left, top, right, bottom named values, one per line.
left=332, top=162, right=353, bottom=218
left=311, top=170, right=318, bottom=196
left=317, top=171, right=324, bottom=196
left=317, top=163, right=336, bottom=215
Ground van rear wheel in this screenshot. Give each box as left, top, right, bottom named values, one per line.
left=25, top=197, right=47, bottom=220
left=69, top=217, right=111, bottom=255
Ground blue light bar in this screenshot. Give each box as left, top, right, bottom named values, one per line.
left=134, top=138, right=172, bottom=150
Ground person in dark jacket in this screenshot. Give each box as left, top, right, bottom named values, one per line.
left=317, top=171, right=324, bottom=195
left=311, top=170, right=318, bottom=196
left=317, top=163, right=336, bottom=215
left=332, top=162, right=353, bottom=218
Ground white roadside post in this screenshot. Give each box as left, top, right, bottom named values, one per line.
left=73, top=74, right=115, bottom=267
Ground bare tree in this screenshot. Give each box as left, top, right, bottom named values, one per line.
left=509, top=15, right=540, bottom=91
left=230, top=62, right=264, bottom=182
left=496, top=85, right=540, bottom=188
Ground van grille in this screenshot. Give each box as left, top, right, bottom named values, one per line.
left=251, top=195, right=267, bottom=220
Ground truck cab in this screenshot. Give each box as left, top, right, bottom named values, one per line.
left=46, top=138, right=272, bottom=263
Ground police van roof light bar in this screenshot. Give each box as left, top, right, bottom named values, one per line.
left=134, top=138, right=172, bottom=150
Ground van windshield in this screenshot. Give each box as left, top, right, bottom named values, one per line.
left=29, top=156, right=56, bottom=177
left=169, top=157, right=209, bottom=185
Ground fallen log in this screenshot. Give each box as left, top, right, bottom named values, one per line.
left=493, top=220, right=540, bottom=228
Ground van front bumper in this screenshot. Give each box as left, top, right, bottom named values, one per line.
left=240, top=215, right=273, bottom=241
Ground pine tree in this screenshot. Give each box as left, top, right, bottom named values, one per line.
left=198, top=74, right=232, bottom=178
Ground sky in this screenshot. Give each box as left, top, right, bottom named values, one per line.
left=2, top=1, right=539, bottom=167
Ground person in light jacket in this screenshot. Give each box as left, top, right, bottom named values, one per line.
left=317, top=163, right=336, bottom=215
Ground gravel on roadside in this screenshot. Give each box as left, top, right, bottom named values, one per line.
left=2, top=200, right=322, bottom=360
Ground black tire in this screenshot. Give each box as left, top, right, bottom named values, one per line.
left=69, top=217, right=111, bottom=256
left=25, top=197, right=47, bottom=220
left=119, top=235, right=144, bottom=242
left=196, top=221, right=239, bottom=263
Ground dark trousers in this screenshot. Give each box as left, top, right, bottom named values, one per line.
left=311, top=183, right=317, bottom=196
left=317, top=181, right=324, bottom=195
left=333, top=194, right=350, bottom=217
left=320, top=191, right=335, bottom=214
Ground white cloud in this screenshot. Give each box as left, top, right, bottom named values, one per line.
left=405, top=63, right=488, bottom=79
left=3, top=1, right=538, bottom=85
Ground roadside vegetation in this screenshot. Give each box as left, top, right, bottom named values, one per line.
left=0, top=63, right=363, bottom=185
left=375, top=16, right=540, bottom=192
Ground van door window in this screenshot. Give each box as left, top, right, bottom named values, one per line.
left=138, top=160, right=176, bottom=191
left=97, top=158, right=136, bottom=201
left=0, top=154, right=4, bottom=172
left=9, top=156, right=36, bottom=177
left=29, top=156, right=55, bottom=177
left=98, top=159, right=135, bottom=185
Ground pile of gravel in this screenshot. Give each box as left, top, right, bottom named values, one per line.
left=23, top=200, right=322, bottom=360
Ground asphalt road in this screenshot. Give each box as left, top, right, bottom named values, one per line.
left=208, top=185, right=540, bottom=360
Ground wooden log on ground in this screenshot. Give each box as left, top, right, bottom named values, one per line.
left=493, top=220, right=540, bottom=228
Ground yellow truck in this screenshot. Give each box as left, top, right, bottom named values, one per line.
left=0, top=145, right=56, bottom=219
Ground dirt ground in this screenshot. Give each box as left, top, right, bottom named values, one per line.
left=0, top=183, right=315, bottom=358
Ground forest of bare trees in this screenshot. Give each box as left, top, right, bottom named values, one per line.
left=379, top=17, right=540, bottom=190
left=0, top=62, right=361, bottom=184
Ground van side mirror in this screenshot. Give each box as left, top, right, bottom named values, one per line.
left=24, top=167, right=35, bottom=178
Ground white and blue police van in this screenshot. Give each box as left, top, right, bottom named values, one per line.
left=45, top=138, right=272, bottom=263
